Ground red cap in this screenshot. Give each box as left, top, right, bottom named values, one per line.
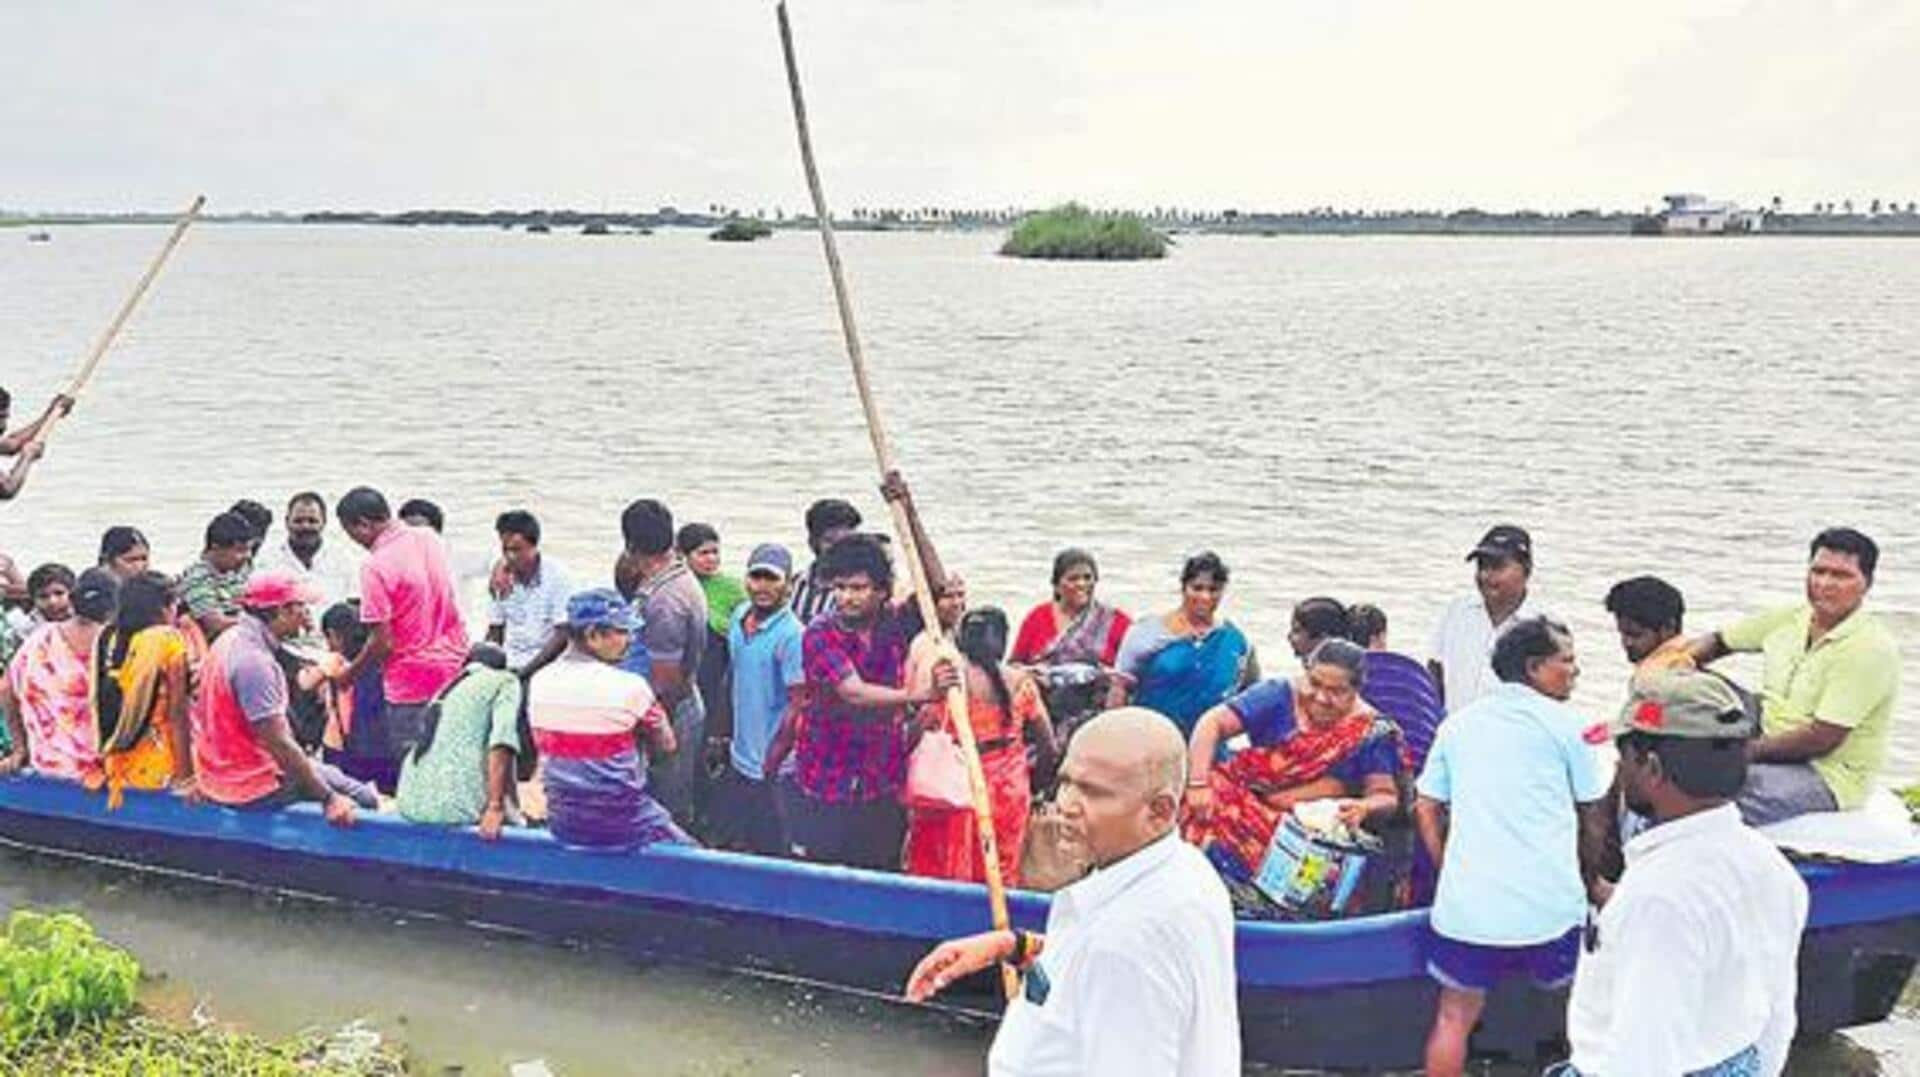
left=240, top=571, right=322, bottom=609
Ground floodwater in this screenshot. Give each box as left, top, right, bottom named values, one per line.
left=2, top=226, right=1917, bottom=1072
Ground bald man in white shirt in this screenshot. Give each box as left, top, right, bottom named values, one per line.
left=906, top=707, right=1239, bottom=1077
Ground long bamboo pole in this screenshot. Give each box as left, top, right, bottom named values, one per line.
left=29, top=194, right=206, bottom=449
left=775, top=2, right=1018, bottom=1002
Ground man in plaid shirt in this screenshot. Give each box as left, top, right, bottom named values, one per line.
left=791, top=532, right=954, bottom=869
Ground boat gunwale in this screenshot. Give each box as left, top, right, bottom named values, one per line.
left=1, top=773, right=1915, bottom=992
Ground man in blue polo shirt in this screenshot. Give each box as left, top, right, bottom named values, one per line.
left=710, top=543, right=806, bottom=855
left=1414, top=615, right=1608, bottom=1077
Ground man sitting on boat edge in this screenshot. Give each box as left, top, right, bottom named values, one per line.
left=1687, top=527, right=1899, bottom=826
left=189, top=571, right=379, bottom=826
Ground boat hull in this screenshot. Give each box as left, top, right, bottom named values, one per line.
left=0, top=776, right=1913, bottom=1070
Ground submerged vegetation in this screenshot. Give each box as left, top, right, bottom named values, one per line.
left=710, top=217, right=774, bottom=242
left=0, top=910, right=404, bottom=1076
left=1000, top=203, right=1169, bottom=260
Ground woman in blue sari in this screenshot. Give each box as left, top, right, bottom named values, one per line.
left=1109, top=551, right=1257, bottom=737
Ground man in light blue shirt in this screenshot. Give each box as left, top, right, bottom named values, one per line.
left=712, top=543, right=805, bottom=856
left=1414, top=616, right=1608, bottom=1077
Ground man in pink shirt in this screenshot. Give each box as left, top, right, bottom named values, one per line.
left=331, top=486, right=470, bottom=759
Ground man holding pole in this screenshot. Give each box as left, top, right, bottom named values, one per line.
left=0, top=388, right=72, bottom=500
left=791, top=532, right=955, bottom=869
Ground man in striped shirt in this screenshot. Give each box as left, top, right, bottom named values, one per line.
left=528, top=588, right=689, bottom=849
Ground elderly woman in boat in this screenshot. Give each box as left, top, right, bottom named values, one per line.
left=91, top=571, right=195, bottom=806
left=1106, top=551, right=1256, bottom=738
left=0, top=568, right=118, bottom=784
left=1010, top=548, right=1131, bottom=737
left=1181, top=639, right=1403, bottom=886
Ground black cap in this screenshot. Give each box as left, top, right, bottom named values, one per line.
left=1467, top=525, right=1532, bottom=567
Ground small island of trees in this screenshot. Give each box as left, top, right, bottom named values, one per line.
left=709, top=218, right=774, bottom=243
left=1000, top=203, right=1169, bottom=260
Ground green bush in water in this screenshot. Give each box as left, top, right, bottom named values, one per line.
left=710, top=218, right=773, bottom=242
left=1000, top=203, right=1168, bottom=260
left=1902, top=784, right=1920, bottom=823
left=0, top=910, right=139, bottom=1048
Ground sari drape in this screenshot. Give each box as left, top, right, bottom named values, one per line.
left=7, top=624, right=102, bottom=786
left=93, top=625, right=190, bottom=808
left=904, top=674, right=1046, bottom=886
left=1193, top=703, right=1376, bottom=879
left=1130, top=622, right=1251, bottom=736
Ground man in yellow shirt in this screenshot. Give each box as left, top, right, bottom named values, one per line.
left=1690, top=529, right=1899, bottom=825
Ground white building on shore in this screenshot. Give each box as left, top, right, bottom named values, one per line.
left=1661, top=193, right=1764, bottom=234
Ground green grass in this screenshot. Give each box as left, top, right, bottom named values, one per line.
left=5, top=1016, right=407, bottom=1076
left=0, top=910, right=404, bottom=1075
left=0, top=911, right=139, bottom=1049
left=709, top=218, right=773, bottom=242
left=1000, top=203, right=1168, bottom=260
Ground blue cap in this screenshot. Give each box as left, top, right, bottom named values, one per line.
left=566, top=587, right=643, bottom=631
left=745, top=543, right=793, bottom=577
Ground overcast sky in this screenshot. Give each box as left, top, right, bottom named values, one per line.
left=4, top=0, right=1916, bottom=214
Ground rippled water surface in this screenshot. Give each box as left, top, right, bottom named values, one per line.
left=1, top=225, right=1916, bottom=1071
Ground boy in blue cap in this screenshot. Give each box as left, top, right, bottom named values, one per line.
left=527, top=588, right=690, bottom=849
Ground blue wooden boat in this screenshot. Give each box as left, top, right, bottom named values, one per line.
left=0, top=774, right=1913, bottom=1070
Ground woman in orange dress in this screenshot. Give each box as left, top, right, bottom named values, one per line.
left=903, top=607, right=1056, bottom=886
left=92, top=571, right=194, bottom=807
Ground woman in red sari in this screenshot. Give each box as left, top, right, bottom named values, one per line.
left=904, top=607, right=1055, bottom=886
left=1180, top=639, right=1402, bottom=883
left=1010, top=548, right=1130, bottom=743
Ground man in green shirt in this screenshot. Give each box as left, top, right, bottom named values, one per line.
left=1690, top=528, right=1899, bottom=824
left=179, top=511, right=257, bottom=640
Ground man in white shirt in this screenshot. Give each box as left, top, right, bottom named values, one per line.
left=1427, top=524, right=1542, bottom=712
left=1559, top=670, right=1808, bottom=1077
left=486, top=509, right=571, bottom=676
left=904, top=707, right=1239, bottom=1077
left=257, top=492, right=361, bottom=617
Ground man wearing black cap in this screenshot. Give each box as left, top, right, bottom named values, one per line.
left=1426, top=525, right=1542, bottom=712
left=1557, top=670, right=1807, bottom=1077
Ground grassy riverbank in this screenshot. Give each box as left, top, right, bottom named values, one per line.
left=1000, top=203, right=1168, bottom=260
left=0, top=910, right=404, bottom=1075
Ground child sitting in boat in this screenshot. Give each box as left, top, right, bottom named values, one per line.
left=527, top=588, right=691, bottom=850
left=297, top=601, right=396, bottom=793
left=1181, top=639, right=1405, bottom=918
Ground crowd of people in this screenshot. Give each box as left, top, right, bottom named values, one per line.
left=1, top=381, right=1905, bottom=1073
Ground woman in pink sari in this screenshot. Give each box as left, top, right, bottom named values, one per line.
left=1, top=568, right=116, bottom=783
left=904, top=607, right=1055, bottom=886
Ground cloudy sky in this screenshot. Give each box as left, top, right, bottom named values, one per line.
left=4, top=0, right=1916, bottom=214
